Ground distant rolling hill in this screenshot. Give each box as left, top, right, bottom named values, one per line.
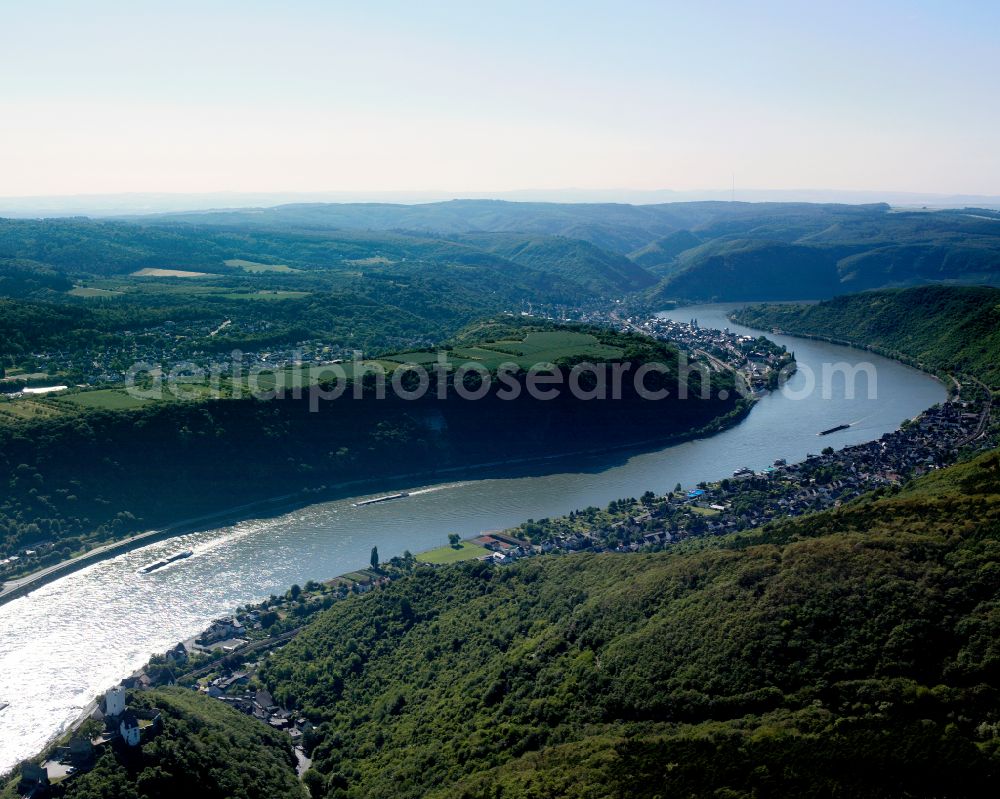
left=451, top=232, right=657, bottom=293
left=4, top=201, right=1000, bottom=308
left=646, top=207, right=1000, bottom=301
left=124, top=199, right=889, bottom=254
left=655, top=238, right=843, bottom=300
left=129, top=200, right=1000, bottom=301
left=628, top=229, right=703, bottom=274
left=0, top=217, right=655, bottom=308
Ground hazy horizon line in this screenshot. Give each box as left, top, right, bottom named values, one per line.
left=1, top=187, right=999, bottom=218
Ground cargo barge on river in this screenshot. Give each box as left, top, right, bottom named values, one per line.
left=139, top=550, right=193, bottom=574
left=353, top=492, right=410, bottom=507
left=818, top=423, right=851, bottom=436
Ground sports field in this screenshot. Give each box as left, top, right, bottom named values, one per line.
left=415, top=541, right=490, bottom=564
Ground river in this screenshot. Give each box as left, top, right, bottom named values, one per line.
left=0, top=304, right=946, bottom=773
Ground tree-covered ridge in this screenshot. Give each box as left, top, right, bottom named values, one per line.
left=123, top=199, right=890, bottom=253
left=1, top=688, right=302, bottom=799
left=0, top=216, right=651, bottom=297
left=642, top=208, right=1000, bottom=301
left=732, top=285, right=1000, bottom=387
left=258, top=452, right=1000, bottom=798
left=0, top=322, right=742, bottom=568
left=139, top=199, right=1000, bottom=295
left=4, top=201, right=1000, bottom=323
left=126, top=200, right=1000, bottom=300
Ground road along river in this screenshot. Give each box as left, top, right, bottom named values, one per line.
left=0, top=304, right=946, bottom=773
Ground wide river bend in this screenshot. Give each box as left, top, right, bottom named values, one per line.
left=0, top=305, right=946, bottom=772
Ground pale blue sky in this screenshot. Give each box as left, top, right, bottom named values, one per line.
left=1, top=0, right=997, bottom=196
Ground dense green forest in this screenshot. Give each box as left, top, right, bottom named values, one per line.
left=733, top=285, right=1000, bottom=387
left=2, top=202, right=999, bottom=330
left=0, top=324, right=742, bottom=566
left=252, top=451, right=1000, bottom=798
left=1, top=688, right=302, bottom=799
left=126, top=199, right=1000, bottom=300
left=0, top=214, right=657, bottom=364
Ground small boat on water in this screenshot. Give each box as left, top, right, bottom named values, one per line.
left=0, top=700, right=9, bottom=712
left=818, top=423, right=850, bottom=436
left=139, top=549, right=193, bottom=575
left=353, top=492, right=410, bottom=508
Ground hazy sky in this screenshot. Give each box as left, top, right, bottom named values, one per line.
left=2, top=0, right=998, bottom=197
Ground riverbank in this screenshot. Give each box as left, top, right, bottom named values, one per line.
left=0, top=397, right=754, bottom=608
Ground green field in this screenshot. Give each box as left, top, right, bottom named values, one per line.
left=0, top=371, right=49, bottom=383
left=343, top=569, right=380, bottom=583
left=492, top=330, right=621, bottom=357
left=243, top=331, right=627, bottom=393
left=224, top=259, right=298, bottom=273
left=58, top=389, right=151, bottom=410
left=381, top=351, right=445, bottom=366
left=415, top=541, right=490, bottom=564
left=689, top=505, right=721, bottom=516
left=403, top=331, right=625, bottom=371
left=121, top=282, right=231, bottom=296
left=243, top=360, right=409, bottom=392
left=0, top=399, right=69, bottom=421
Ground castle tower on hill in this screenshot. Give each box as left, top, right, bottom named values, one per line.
left=104, top=686, right=126, bottom=719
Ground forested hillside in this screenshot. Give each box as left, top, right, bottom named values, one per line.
left=128, top=200, right=1000, bottom=300
left=257, top=451, right=1000, bottom=798
left=661, top=239, right=843, bottom=299
left=733, top=285, right=1000, bottom=386
left=451, top=232, right=656, bottom=293
left=1, top=688, right=302, bottom=799
left=0, top=217, right=660, bottom=366
left=0, top=324, right=742, bottom=567
left=643, top=206, right=1000, bottom=301
left=2, top=202, right=998, bottom=323
left=627, top=229, right=702, bottom=272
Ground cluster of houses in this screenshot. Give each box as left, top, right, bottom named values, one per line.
left=196, top=615, right=248, bottom=652
left=128, top=571, right=394, bottom=692
left=0, top=541, right=60, bottom=585
left=115, top=573, right=396, bottom=757
left=9, top=312, right=434, bottom=391
left=468, top=532, right=533, bottom=562
left=18, top=687, right=161, bottom=797
left=204, top=680, right=315, bottom=747
left=632, top=316, right=792, bottom=392
left=516, top=390, right=992, bottom=552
